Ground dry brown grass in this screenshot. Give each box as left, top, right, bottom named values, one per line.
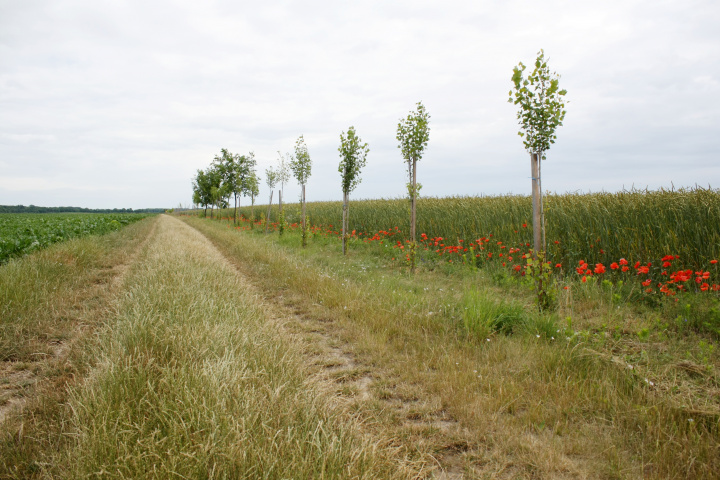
left=185, top=215, right=720, bottom=479
left=0, top=216, right=158, bottom=478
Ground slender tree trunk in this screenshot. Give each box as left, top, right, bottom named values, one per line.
left=234, top=193, right=238, bottom=225
left=278, top=190, right=283, bottom=233
left=530, top=152, right=541, bottom=258
left=265, top=190, right=273, bottom=234
left=531, top=151, right=544, bottom=308
left=251, top=196, right=255, bottom=229
left=538, top=150, right=545, bottom=253
left=210, top=204, right=214, bottom=219
left=301, top=184, right=307, bottom=247
left=342, top=190, right=348, bottom=255
left=410, top=157, right=417, bottom=272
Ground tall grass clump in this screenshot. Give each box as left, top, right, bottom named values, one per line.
left=59, top=216, right=406, bottom=479
left=461, top=290, right=529, bottom=337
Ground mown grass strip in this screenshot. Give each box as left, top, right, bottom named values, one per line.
left=58, top=215, right=407, bottom=479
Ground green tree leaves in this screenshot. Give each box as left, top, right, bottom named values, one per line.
left=508, top=50, right=567, bottom=158
left=290, top=135, right=312, bottom=187
left=338, top=126, right=369, bottom=195
left=265, top=166, right=278, bottom=190
left=396, top=102, right=430, bottom=171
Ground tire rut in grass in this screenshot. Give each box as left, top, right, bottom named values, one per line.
left=266, top=296, right=469, bottom=479
left=0, top=217, right=159, bottom=427
left=188, top=233, right=470, bottom=478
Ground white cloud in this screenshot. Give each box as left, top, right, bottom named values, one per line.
left=0, top=0, right=718, bottom=208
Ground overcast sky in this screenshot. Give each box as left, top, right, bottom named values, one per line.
left=1, top=0, right=719, bottom=209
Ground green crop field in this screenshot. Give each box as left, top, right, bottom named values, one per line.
left=0, top=213, right=150, bottom=263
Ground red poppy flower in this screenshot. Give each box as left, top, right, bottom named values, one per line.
left=610, top=262, right=619, bottom=270
left=711, top=259, right=718, bottom=265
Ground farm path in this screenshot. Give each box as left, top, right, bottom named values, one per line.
left=0, top=216, right=160, bottom=426
left=183, top=217, right=469, bottom=479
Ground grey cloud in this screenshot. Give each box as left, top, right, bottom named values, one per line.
left=0, top=0, right=718, bottom=208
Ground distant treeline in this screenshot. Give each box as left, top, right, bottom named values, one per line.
left=0, top=205, right=165, bottom=214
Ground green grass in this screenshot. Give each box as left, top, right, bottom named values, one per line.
left=0, top=218, right=154, bottom=362
left=0, top=216, right=157, bottom=479
left=55, top=216, right=408, bottom=479
left=185, top=214, right=720, bottom=478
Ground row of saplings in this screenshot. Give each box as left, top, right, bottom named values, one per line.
left=192, top=50, right=566, bottom=310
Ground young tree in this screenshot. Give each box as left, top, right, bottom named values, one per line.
left=338, top=126, right=369, bottom=255
left=508, top=49, right=567, bottom=256
left=396, top=102, right=430, bottom=272
left=192, top=168, right=214, bottom=217
left=244, top=170, right=260, bottom=226
left=276, top=151, right=291, bottom=212
left=204, top=164, right=223, bottom=219
left=216, top=149, right=237, bottom=222
left=211, top=151, right=233, bottom=218
left=264, top=167, right=278, bottom=234
left=290, top=135, right=312, bottom=247
left=232, top=151, right=256, bottom=224
left=509, top=49, right=567, bottom=311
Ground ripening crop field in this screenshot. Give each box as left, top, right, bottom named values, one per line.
left=0, top=213, right=150, bottom=263
left=232, top=187, right=720, bottom=271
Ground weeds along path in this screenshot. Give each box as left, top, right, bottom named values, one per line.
left=183, top=217, right=720, bottom=480
left=0, top=215, right=159, bottom=476
left=182, top=218, right=587, bottom=479
left=50, top=215, right=412, bottom=478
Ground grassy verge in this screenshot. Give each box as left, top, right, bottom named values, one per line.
left=0, top=216, right=157, bottom=478
left=51, top=215, right=408, bottom=478
left=185, top=215, right=720, bottom=479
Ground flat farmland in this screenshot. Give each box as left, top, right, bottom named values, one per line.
left=1, top=212, right=718, bottom=479
left=0, top=213, right=149, bottom=264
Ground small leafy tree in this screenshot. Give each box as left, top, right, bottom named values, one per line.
left=232, top=151, right=256, bottom=224
left=204, top=164, right=223, bottom=218
left=509, top=49, right=567, bottom=310
left=338, top=126, right=369, bottom=255
left=396, top=102, right=430, bottom=272
left=245, top=170, right=260, bottom=227
left=192, top=168, right=215, bottom=217
left=276, top=151, right=291, bottom=235
left=265, top=166, right=278, bottom=234
left=276, top=151, right=291, bottom=210
left=217, top=149, right=238, bottom=223
left=290, top=135, right=312, bottom=247
left=213, top=150, right=233, bottom=214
